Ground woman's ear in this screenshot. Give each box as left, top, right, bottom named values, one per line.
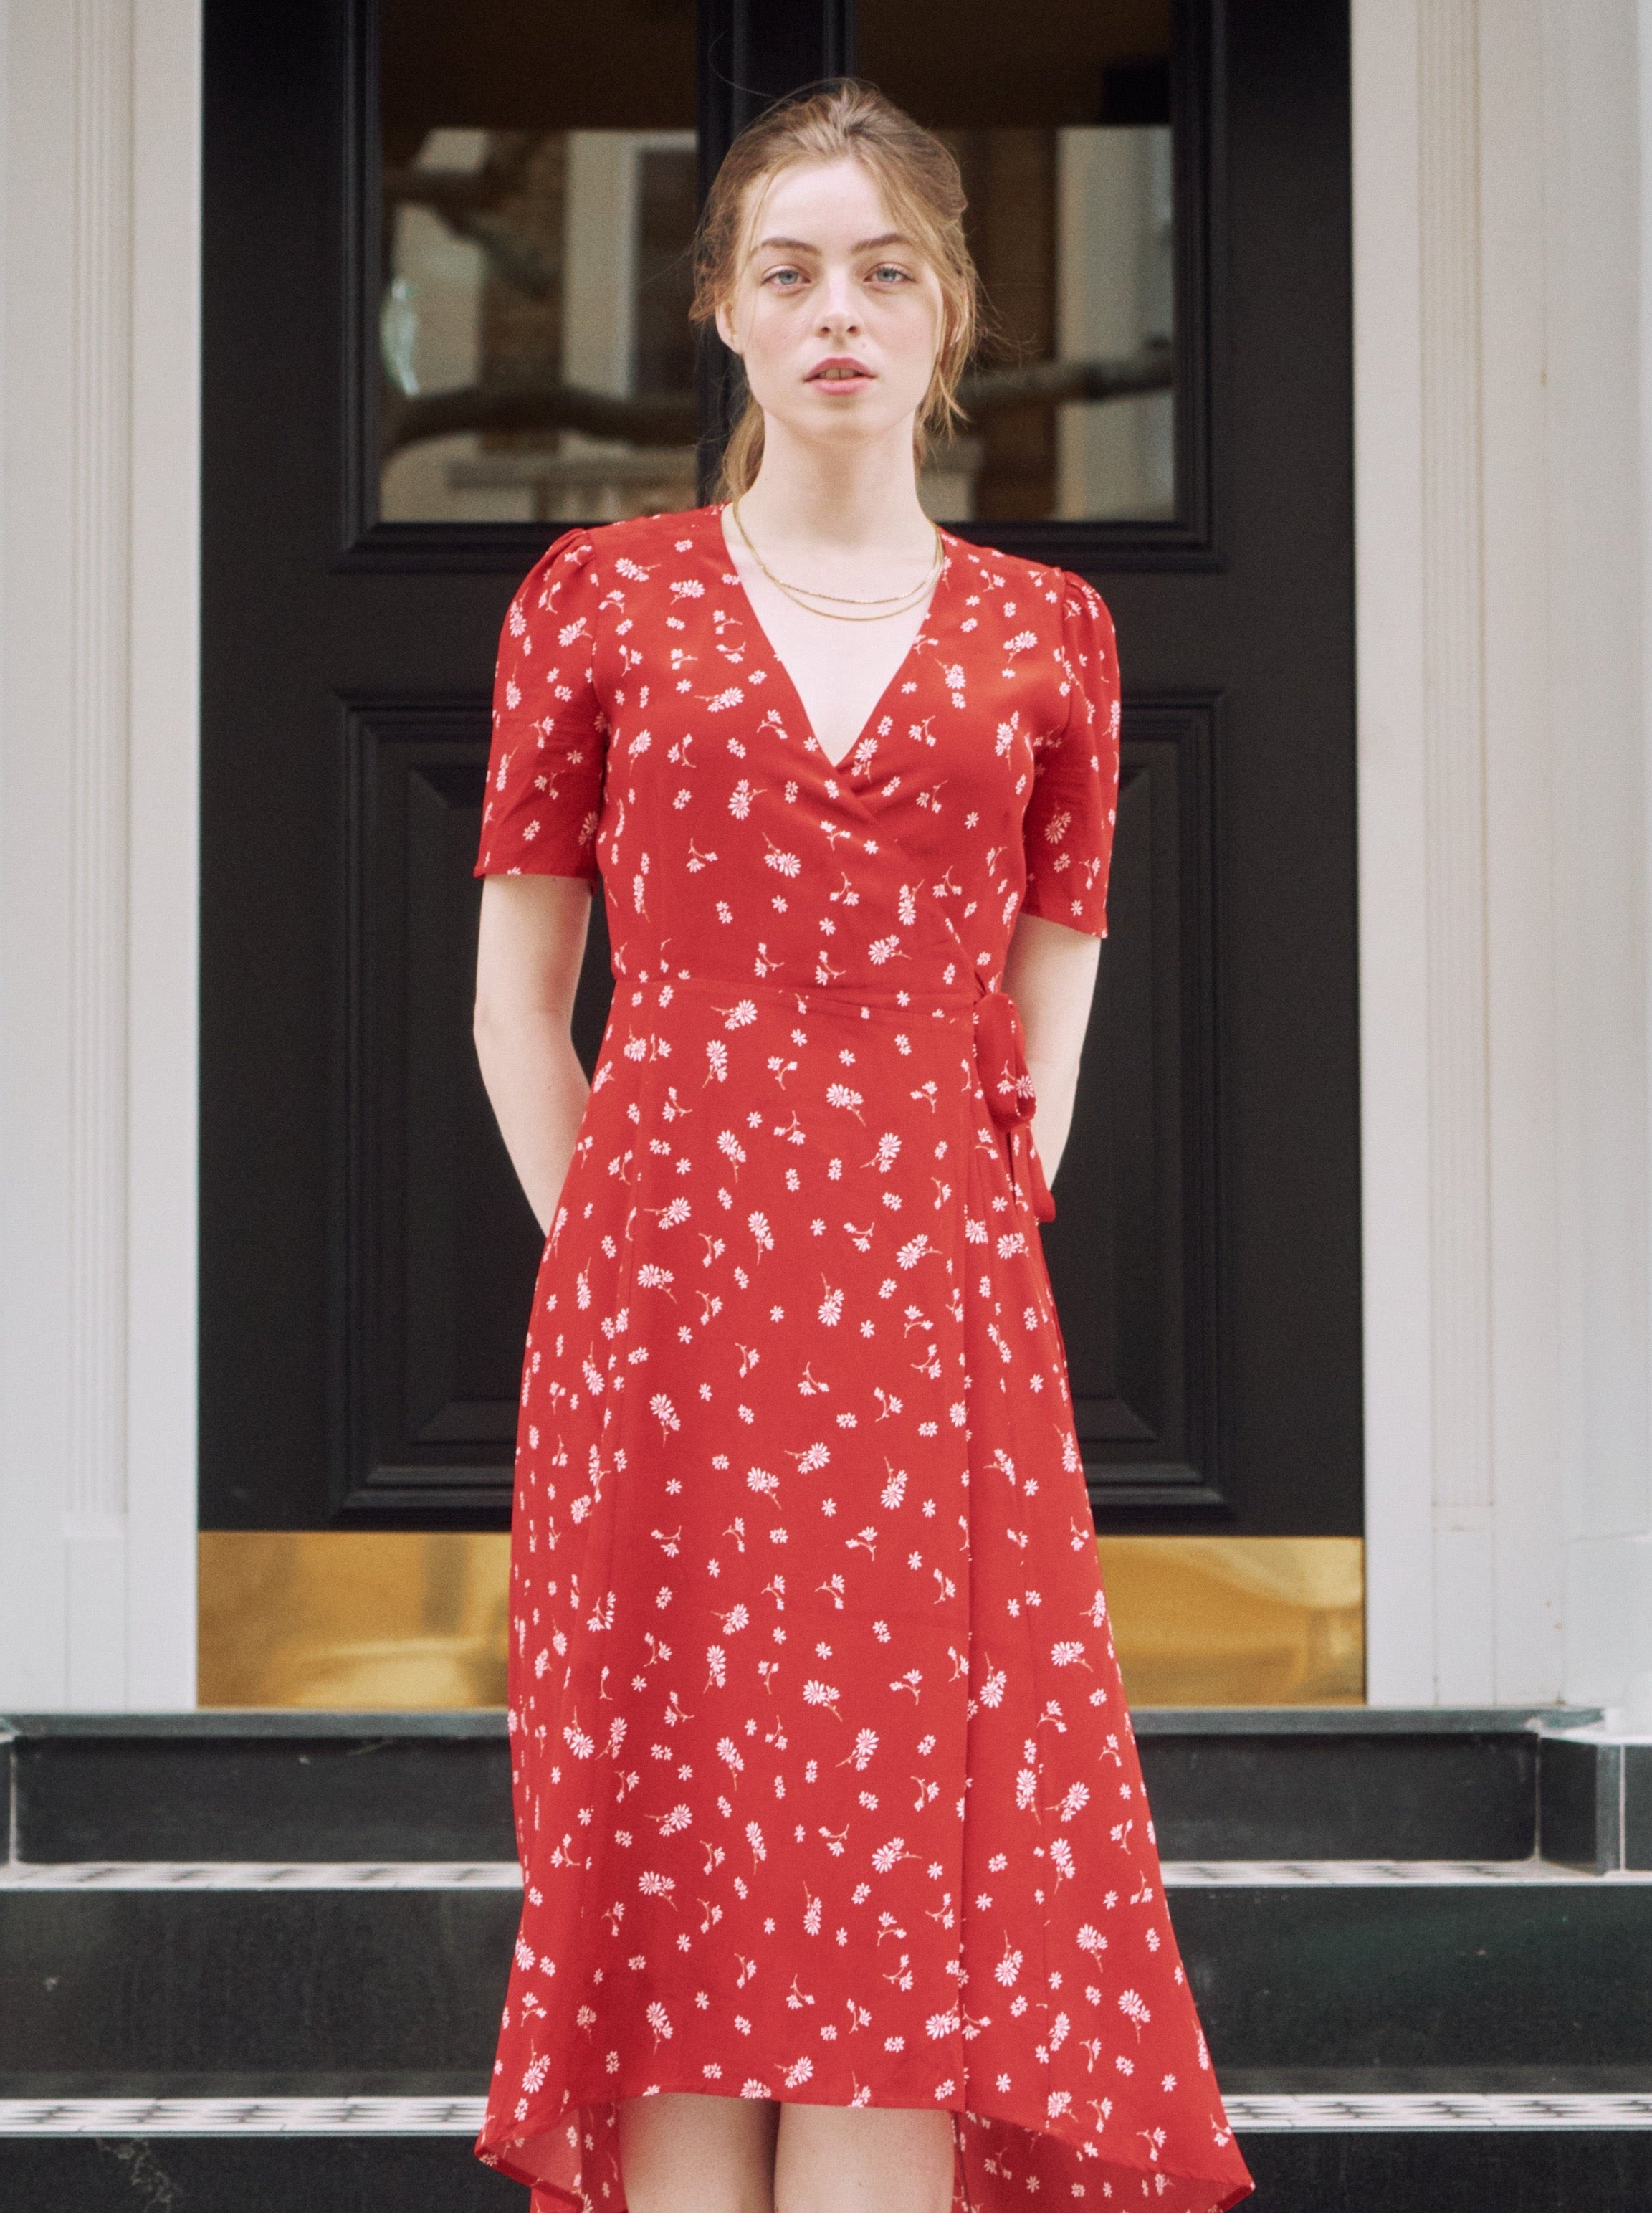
left=714, top=298, right=740, bottom=356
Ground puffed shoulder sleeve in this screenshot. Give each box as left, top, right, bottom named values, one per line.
left=474, top=528, right=607, bottom=881
left=1019, top=572, right=1122, bottom=937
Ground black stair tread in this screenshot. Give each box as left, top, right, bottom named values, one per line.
left=4, top=1708, right=1620, bottom=1866
left=0, top=2137, right=528, bottom=2212
left=5, top=1853, right=1640, bottom=1885
left=5, top=2068, right=1651, bottom=2100
left=4, top=1881, right=1648, bottom=2078
left=4, top=2131, right=1651, bottom=2213
left=1168, top=1881, right=1652, bottom=2070
left=1241, top=2129, right=1652, bottom=2213
left=0, top=2072, right=492, bottom=2099
left=3, top=1723, right=517, bottom=1866
left=3, top=1708, right=1583, bottom=1737
left=1218, top=2066, right=1652, bottom=2094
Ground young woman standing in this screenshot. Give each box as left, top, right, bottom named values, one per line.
left=472, top=79, right=1252, bottom=2213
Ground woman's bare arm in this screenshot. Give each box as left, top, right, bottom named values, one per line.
left=1001, top=910, right=1103, bottom=1186
left=474, top=875, right=596, bottom=1234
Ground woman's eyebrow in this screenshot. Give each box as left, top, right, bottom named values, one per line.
left=750, top=232, right=911, bottom=254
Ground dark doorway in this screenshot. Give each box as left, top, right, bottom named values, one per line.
left=201, top=0, right=1360, bottom=1538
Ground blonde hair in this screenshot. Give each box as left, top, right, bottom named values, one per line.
left=689, top=80, right=984, bottom=500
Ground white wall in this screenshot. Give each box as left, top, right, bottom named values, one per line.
left=1357, top=0, right=1652, bottom=1711
left=0, top=0, right=200, bottom=1708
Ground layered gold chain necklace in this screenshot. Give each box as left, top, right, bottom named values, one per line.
left=728, top=496, right=945, bottom=623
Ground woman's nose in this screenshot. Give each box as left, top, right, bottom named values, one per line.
left=815, top=271, right=862, bottom=331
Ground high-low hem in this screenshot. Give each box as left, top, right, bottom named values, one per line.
left=477, top=2070, right=1248, bottom=2213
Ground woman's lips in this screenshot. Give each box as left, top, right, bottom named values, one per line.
left=807, top=358, right=874, bottom=394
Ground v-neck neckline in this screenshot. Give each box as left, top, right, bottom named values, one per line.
left=701, top=502, right=955, bottom=781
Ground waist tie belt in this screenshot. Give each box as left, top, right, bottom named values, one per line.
left=972, top=983, right=1056, bottom=1224
left=625, top=969, right=1056, bottom=1225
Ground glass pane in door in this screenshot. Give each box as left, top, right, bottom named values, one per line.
left=858, top=0, right=1175, bottom=523
left=378, top=0, right=698, bottom=524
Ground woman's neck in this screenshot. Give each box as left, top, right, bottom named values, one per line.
left=732, top=415, right=936, bottom=560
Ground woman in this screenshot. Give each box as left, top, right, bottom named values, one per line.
left=472, top=78, right=1252, bottom=2213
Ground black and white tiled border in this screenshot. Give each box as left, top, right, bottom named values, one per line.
left=4, top=1859, right=1651, bottom=1889
left=2, top=2095, right=1651, bottom=2135
left=1231, top=2095, right=1652, bottom=2131
left=0, top=2099, right=488, bottom=2135
left=1163, top=1858, right=1652, bottom=1885
left=0, top=1860, right=524, bottom=1890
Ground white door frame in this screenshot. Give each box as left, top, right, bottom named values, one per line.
left=0, top=0, right=201, bottom=1706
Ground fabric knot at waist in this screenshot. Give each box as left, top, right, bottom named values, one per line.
left=625, top=968, right=1057, bottom=1226
left=972, top=983, right=1056, bottom=1224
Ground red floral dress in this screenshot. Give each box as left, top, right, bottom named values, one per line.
left=472, top=503, right=1252, bottom=2213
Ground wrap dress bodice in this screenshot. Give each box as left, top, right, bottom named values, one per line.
left=472, top=503, right=1252, bottom=2213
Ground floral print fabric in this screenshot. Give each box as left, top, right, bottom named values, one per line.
left=472, top=505, right=1252, bottom=2213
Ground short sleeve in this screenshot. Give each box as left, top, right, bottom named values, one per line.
left=474, top=528, right=607, bottom=881
left=1019, top=574, right=1122, bottom=938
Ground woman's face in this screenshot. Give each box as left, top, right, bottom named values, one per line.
left=715, top=156, right=944, bottom=456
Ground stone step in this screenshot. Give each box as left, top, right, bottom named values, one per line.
left=0, top=2130, right=525, bottom=2213
left=4, top=1862, right=1648, bottom=2089
left=6, top=1711, right=1647, bottom=2209
left=1, top=2097, right=1651, bottom=2213
left=8, top=1707, right=1646, bottom=1867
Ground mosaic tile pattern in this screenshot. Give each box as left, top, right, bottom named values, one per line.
left=1226, top=2093, right=1652, bottom=2131
left=1160, top=1858, right=1652, bottom=1886
left=0, top=2099, right=488, bottom=2135
left=0, top=1862, right=522, bottom=1890
left=4, top=2093, right=1650, bottom=2136
left=10, top=1857, right=1650, bottom=1890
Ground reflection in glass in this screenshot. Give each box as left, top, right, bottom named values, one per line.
left=375, top=0, right=1173, bottom=528
left=378, top=2, right=697, bottom=525
left=861, top=0, right=1176, bottom=523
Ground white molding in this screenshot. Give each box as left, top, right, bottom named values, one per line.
left=1416, top=0, right=1503, bottom=1703
left=1359, top=0, right=1651, bottom=1707
left=1549, top=1, right=1652, bottom=1712
left=0, top=0, right=199, bottom=1708
left=1477, top=1, right=1563, bottom=1706
left=1353, top=0, right=1438, bottom=1702
left=1, top=0, right=80, bottom=1708
left=1417, top=0, right=1492, bottom=1533
left=63, top=0, right=134, bottom=1703
left=123, top=0, right=201, bottom=1707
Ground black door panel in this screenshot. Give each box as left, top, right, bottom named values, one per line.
left=201, top=0, right=1359, bottom=1536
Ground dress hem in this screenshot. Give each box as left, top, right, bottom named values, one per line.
left=475, top=2072, right=1251, bottom=2213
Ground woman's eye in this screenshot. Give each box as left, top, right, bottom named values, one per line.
left=765, top=267, right=804, bottom=288
left=869, top=265, right=910, bottom=286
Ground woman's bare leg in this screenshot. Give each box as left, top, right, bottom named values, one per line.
left=616, top=2091, right=780, bottom=2213
left=773, top=2103, right=955, bottom=2213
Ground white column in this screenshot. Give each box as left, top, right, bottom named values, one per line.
left=62, top=0, right=135, bottom=1704
left=0, top=0, right=200, bottom=1709
left=1556, top=0, right=1652, bottom=1710
left=125, top=0, right=202, bottom=1706
left=1352, top=0, right=1438, bottom=1703
left=1417, top=0, right=1501, bottom=1704
left=1478, top=1, right=1565, bottom=1705
left=1357, top=0, right=1652, bottom=1709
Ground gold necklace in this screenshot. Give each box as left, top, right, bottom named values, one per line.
left=730, top=498, right=945, bottom=621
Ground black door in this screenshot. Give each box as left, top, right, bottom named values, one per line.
left=201, top=0, right=1360, bottom=1539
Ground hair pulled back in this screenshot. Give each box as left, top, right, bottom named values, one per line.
left=689, top=80, right=983, bottom=500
